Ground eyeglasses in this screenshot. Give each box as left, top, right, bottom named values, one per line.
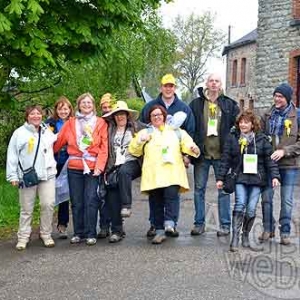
left=150, top=113, right=163, bottom=118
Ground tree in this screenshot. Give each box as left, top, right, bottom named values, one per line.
left=172, top=12, right=226, bottom=98
left=0, top=0, right=172, bottom=106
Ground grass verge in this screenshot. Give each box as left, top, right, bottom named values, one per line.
left=0, top=169, right=41, bottom=240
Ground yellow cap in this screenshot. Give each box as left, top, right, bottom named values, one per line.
left=100, top=93, right=112, bottom=106
left=161, top=74, right=176, bottom=85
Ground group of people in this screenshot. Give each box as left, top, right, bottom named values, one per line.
left=6, top=73, right=300, bottom=252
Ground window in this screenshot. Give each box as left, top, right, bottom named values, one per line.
left=288, top=50, right=300, bottom=107
left=293, top=0, right=300, bottom=19
left=240, top=99, right=245, bottom=111
left=249, top=98, right=254, bottom=110
left=232, top=60, right=237, bottom=86
left=240, top=58, right=246, bottom=85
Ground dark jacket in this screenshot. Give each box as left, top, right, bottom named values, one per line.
left=216, top=131, right=280, bottom=187
left=140, top=93, right=195, bottom=137
left=260, top=104, right=300, bottom=169
left=189, top=87, right=239, bottom=160
left=45, top=117, right=68, bottom=166
left=105, top=119, right=147, bottom=173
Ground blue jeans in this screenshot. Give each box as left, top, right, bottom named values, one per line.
left=149, top=194, right=179, bottom=226
left=193, top=158, right=231, bottom=230
left=149, top=185, right=180, bottom=230
left=234, top=184, right=261, bottom=217
left=261, top=168, right=298, bottom=236
left=68, top=169, right=100, bottom=239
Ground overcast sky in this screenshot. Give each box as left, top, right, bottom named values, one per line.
left=159, top=0, right=258, bottom=86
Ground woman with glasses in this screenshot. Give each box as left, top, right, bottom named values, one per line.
left=129, top=105, right=200, bottom=244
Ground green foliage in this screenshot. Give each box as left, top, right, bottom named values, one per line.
left=172, top=12, right=226, bottom=94
left=126, top=98, right=145, bottom=113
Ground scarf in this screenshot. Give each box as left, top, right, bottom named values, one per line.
left=269, top=103, right=292, bottom=136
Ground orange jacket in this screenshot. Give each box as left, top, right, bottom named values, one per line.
left=54, top=117, right=108, bottom=172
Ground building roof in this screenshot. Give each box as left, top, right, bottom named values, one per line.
left=222, top=29, right=257, bottom=56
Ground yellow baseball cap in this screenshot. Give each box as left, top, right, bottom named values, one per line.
left=161, top=74, right=176, bottom=85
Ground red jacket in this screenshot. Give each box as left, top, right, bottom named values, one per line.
left=54, top=117, right=108, bottom=172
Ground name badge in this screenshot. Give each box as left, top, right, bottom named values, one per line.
left=243, top=154, right=258, bottom=174
left=115, top=147, right=126, bottom=165
left=162, top=146, right=174, bottom=164
left=207, top=118, right=218, bottom=136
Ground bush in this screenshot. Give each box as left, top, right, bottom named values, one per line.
left=126, top=97, right=145, bottom=114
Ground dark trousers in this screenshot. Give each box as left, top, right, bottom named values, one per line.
left=149, top=194, right=180, bottom=226
left=68, top=169, right=100, bottom=239
left=149, top=185, right=180, bottom=230
left=99, top=196, right=110, bottom=230
left=106, top=188, right=123, bottom=234
left=56, top=163, right=69, bottom=227
left=118, top=160, right=141, bottom=208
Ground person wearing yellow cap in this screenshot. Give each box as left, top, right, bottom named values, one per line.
left=99, top=93, right=113, bottom=115
left=140, top=74, right=195, bottom=238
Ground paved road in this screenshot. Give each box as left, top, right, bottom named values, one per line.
left=1, top=167, right=300, bottom=300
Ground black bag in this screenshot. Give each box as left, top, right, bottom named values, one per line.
left=223, top=158, right=242, bottom=194
left=22, top=167, right=39, bottom=187
left=223, top=172, right=237, bottom=194
left=104, top=167, right=120, bottom=189
left=19, top=129, right=41, bottom=188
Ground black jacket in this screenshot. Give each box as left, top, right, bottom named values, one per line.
left=189, top=87, right=239, bottom=160
left=216, top=131, right=280, bottom=187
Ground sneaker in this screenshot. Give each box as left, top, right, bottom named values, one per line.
left=280, top=236, right=291, bottom=245
left=165, top=226, right=180, bottom=238
left=146, top=226, right=156, bottom=237
left=86, top=238, right=97, bottom=246
left=16, top=240, right=27, bottom=251
left=121, top=208, right=132, bottom=218
left=97, top=228, right=110, bottom=239
left=191, top=225, right=205, bottom=236
left=57, top=225, right=68, bottom=239
left=152, top=234, right=166, bottom=244
left=41, top=236, right=55, bottom=248
left=217, top=228, right=230, bottom=237
left=109, top=233, right=123, bottom=243
left=70, top=236, right=82, bottom=244
left=258, top=231, right=275, bottom=242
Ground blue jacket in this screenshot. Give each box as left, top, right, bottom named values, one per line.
left=140, top=93, right=195, bottom=137
left=45, top=117, right=69, bottom=166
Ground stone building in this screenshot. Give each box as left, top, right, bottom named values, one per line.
left=223, top=0, right=300, bottom=109
left=222, top=29, right=257, bottom=111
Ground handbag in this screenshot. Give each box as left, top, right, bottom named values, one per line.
left=104, top=167, right=120, bottom=189
left=19, top=129, right=41, bottom=188
left=223, top=158, right=242, bottom=194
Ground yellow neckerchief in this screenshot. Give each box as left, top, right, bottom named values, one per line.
left=204, top=88, right=223, bottom=118
left=238, top=137, right=248, bottom=154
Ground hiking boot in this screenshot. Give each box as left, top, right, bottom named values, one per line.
left=121, top=208, right=132, bottom=218
left=86, top=238, right=97, bottom=246
left=57, top=225, right=68, bottom=239
left=190, top=225, right=205, bottom=236
left=146, top=226, right=156, bottom=237
left=258, top=231, right=275, bottom=242
left=217, top=228, right=230, bottom=237
left=16, top=240, right=27, bottom=251
left=97, top=228, right=110, bottom=239
left=70, top=236, right=82, bottom=244
left=41, top=236, right=55, bottom=248
left=152, top=234, right=166, bottom=245
left=280, top=236, right=291, bottom=245
left=109, top=233, right=123, bottom=243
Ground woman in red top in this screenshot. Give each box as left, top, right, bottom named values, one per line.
left=54, top=93, right=108, bottom=246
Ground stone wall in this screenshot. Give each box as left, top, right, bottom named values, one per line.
left=255, top=0, right=300, bottom=108
left=225, top=43, right=257, bottom=109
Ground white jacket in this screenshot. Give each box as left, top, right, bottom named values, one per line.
left=6, top=122, right=57, bottom=182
